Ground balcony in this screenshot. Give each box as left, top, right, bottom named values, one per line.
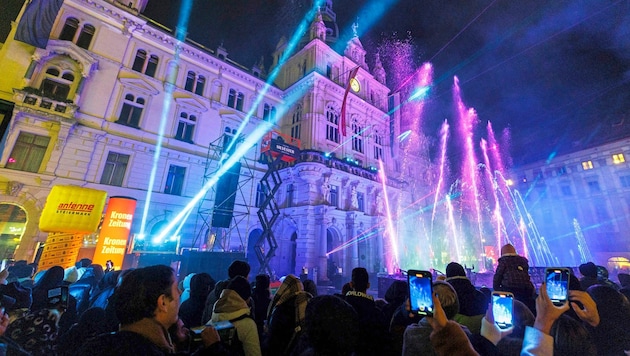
left=13, top=88, right=78, bottom=119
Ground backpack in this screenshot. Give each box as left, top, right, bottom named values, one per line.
left=216, top=314, right=252, bottom=356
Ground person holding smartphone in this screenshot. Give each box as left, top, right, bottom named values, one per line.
left=402, top=281, right=466, bottom=356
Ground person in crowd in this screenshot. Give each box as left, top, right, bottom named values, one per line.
left=180, top=272, right=215, bottom=328
left=302, top=279, right=318, bottom=297
left=402, top=280, right=466, bottom=356
left=0, top=280, right=32, bottom=322
left=30, top=265, right=78, bottom=333
left=296, top=295, right=359, bottom=356
left=211, top=275, right=261, bottom=356
left=344, top=267, right=391, bottom=356
left=381, top=280, right=408, bottom=356
left=77, top=264, right=226, bottom=355
left=70, top=264, right=104, bottom=317
left=423, top=290, right=479, bottom=356
left=56, top=307, right=108, bottom=356
left=596, top=265, right=620, bottom=290
left=493, top=243, right=536, bottom=313
left=618, top=272, right=630, bottom=301
left=579, top=262, right=601, bottom=290
left=7, top=262, right=35, bottom=288
left=180, top=273, right=196, bottom=306
left=105, top=260, right=115, bottom=273
left=102, top=268, right=134, bottom=332
left=445, top=262, right=488, bottom=333
left=89, top=270, right=121, bottom=309
left=202, top=260, right=251, bottom=324
left=265, top=274, right=311, bottom=355
left=493, top=299, right=535, bottom=354
left=250, top=274, right=271, bottom=340
left=586, top=284, right=630, bottom=355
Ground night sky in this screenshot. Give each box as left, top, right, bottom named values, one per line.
left=3, top=0, right=630, bottom=165
left=142, top=0, right=630, bottom=166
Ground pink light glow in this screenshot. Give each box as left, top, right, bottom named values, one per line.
left=379, top=159, right=399, bottom=274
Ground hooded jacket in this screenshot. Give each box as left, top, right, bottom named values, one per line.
left=211, top=289, right=261, bottom=356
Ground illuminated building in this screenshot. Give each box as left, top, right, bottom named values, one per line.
left=0, top=0, right=421, bottom=280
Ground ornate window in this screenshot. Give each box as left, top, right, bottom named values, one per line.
left=351, top=119, right=363, bottom=153
left=100, top=152, right=129, bottom=186
left=117, top=93, right=145, bottom=128
left=263, top=104, right=276, bottom=122
left=326, top=104, right=339, bottom=143
left=76, top=24, right=95, bottom=49
left=40, top=66, right=74, bottom=101
left=227, top=89, right=244, bottom=111
left=374, top=130, right=384, bottom=160
left=5, top=132, right=50, bottom=173
left=175, top=111, right=196, bottom=142
left=58, top=18, right=95, bottom=49
left=291, top=104, right=302, bottom=140
left=184, top=71, right=205, bottom=95
left=164, top=164, right=186, bottom=195
left=59, top=18, right=79, bottom=41
left=131, top=49, right=159, bottom=78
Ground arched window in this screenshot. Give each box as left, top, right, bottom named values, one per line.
left=76, top=24, right=95, bottom=49
left=131, top=50, right=158, bottom=78
left=227, top=89, right=236, bottom=108
left=145, top=55, right=158, bottom=77
left=117, top=93, right=145, bottom=128
left=326, top=104, right=339, bottom=143
left=263, top=104, right=270, bottom=121
left=59, top=17, right=79, bottom=41
left=195, top=75, right=205, bottom=95
left=132, top=50, right=146, bottom=72
left=185, top=71, right=195, bottom=92
left=352, top=119, right=363, bottom=153
left=291, top=104, right=302, bottom=140
left=236, top=92, right=244, bottom=111
left=374, top=129, right=384, bottom=160
left=40, top=66, right=73, bottom=101
left=175, top=111, right=196, bottom=142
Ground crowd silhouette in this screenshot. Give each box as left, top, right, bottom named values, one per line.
left=0, top=243, right=628, bottom=355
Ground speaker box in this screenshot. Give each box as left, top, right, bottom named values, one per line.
left=211, top=162, right=241, bottom=228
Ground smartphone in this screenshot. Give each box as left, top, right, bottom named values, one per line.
left=47, top=286, right=69, bottom=310
left=492, top=291, right=514, bottom=329
left=545, top=268, right=570, bottom=306
left=206, top=320, right=236, bottom=345
left=407, top=270, right=434, bottom=316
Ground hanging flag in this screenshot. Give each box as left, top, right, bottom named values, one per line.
left=340, top=66, right=359, bottom=136
left=14, top=0, right=65, bottom=49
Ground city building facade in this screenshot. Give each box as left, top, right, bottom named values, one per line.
left=0, top=0, right=424, bottom=280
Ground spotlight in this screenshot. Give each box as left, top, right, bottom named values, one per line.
left=324, top=152, right=331, bottom=158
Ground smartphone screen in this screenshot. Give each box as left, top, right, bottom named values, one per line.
left=492, top=291, right=514, bottom=329
left=48, top=286, right=69, bottom=310
left=407, top=270, right=433, bottom=316
left=545, top=268, right=570, bottom=306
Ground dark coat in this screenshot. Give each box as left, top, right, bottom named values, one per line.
left=446, top=276, right=489, bottom=316
left=344, top=292, right=393, bottom=356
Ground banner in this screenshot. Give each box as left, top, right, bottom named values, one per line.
left=92, top=196, right=137, bottom=269
left=14, top=0, right=65, bottom=49
left=39, top=186, right=107, bottom=233
left=340, top=66, right=359, bottom=136
left=38, top=232, right=84, bottom=269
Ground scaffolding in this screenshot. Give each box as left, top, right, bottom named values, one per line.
left=191, top=134, right=257, bottom=252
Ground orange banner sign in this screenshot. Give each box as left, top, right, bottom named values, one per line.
left=92, top=196, right=137, bottom=269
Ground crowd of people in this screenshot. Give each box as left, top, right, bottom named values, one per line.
left=0, top=243, right=628, bottom=355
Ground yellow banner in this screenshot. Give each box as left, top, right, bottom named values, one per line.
left=38, top=232, right=84, bottom=269
left=39, top=186, right=107, bottom=233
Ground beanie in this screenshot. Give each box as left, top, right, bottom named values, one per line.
left=227, top=276, right=251, bottom=301
left=445, top=262, right=466, bottom=278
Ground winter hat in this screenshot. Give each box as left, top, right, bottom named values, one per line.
left=579, top=262, right=598, bottom=278
left=227, top=276, right=251, bottom=301
left=64, top=267, right=79, bottom=283
left=501, top=244, right=516, bottom=256
left=446, top=262, right=467, bottom=278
